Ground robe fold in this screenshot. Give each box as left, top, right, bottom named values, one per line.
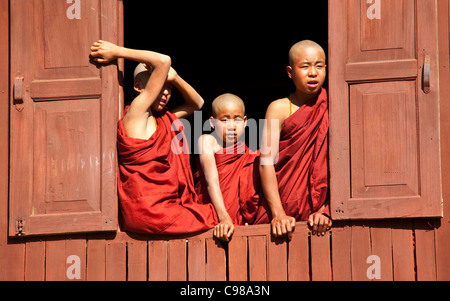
left=275, top=88, right=330, bottom=221
left=194, top=141, right=263, bottom=225
left=117, top=108, right=217, bottom=235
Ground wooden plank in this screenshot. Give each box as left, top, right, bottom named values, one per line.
left=330, top=223, right=352, bottom=281
left=414, top=220, right=437, bottom=281
left=148, top=240, right=168, bottom=281
left=105, top=241, right=126, bottom=281
left=267, top=236, right=287, bottom=281
left=248, top=236, right=267, bottom=281
left=25, top=238, right=45, bottom=281
left=288, top=228, right=309, bottom=281
left=45, top=238, right=66, bottom=281
left=228, top=236, right=248, bottom=281
left=205, top=238, right=226, bottom=281
left=187, top=238, right=206, bottom=281
left=168, top=239, right=187, bottom=281
left=435, top=0, right=450, bottom=281
left=370, top=221, right=393, bottom=281
left=86, top=236, right=106, bottom=281
left=350, top=222, right=371, bottom=281
left=65, top=236, right=86, bottom=281
left=310, top=232, right=332, bottom=281
left=392, top=221, right=415, bottom=281
left=1, top=242, right=25, bottom=281
left=127, top=240, right=147, bottom=281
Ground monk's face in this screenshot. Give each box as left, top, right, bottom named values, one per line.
left=151, top=83, right=173, bottom=112
left=287, top=47, right=326, bottom=97
left=211, top=102, right=247, bottom=145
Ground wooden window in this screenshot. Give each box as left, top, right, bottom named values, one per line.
left=9, top=0, right=123, bottom=236
left=328, top=0, right=443, bottom=219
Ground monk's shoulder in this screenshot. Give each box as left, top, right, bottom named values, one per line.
left=199, top=134, right=221, bottom=154
left=265, top=98, right=290, bottom=121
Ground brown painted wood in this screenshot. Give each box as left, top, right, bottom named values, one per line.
left=267, top=236, right=287, bottom=281
left=330, top=223, right=352, bottom=281
left=414, top=220, right=437, bottom=281
left=248, top=235, right=267, bottom=281
left=187, top=238, right=206, bottom=281
left=9, top=0, right=120, bottom=237
left=392, top=222, right=416, bottom=281
left=105, top=240, right=126, bottom=281
left=288, top=228, right=309, bottom=281
left=148, top=240, right=168, bottom=281
left=25, top=239, right=45, bottom=281
left=370, top=221, right=394, bottom=281
left=310, top=233, right=332, bottom=281
left=168, top=239, right=187, bottom=281
left=127, top=240, right=147, bottom=281
left=86, top=236, right=106, bottom=281
left=205, top=238, right=227, bottom=281
left=329, top=0, right=442, bottom=220
left=350, top=222, right=371, bottom=281
left=228, top=236, right=248, bottom=281
left=435, top=0, right=450, bottom=281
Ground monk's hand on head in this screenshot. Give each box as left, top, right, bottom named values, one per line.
left=308, top=212, right=332, bottom=236
left=213, top=219, right=235, bottom=243
left=271, top=215, right=296, bottom=241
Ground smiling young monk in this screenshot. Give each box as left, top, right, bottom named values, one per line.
left=258, top=40, right=332, bottom=239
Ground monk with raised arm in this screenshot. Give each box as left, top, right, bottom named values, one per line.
left=258, top=40, right=332, bottom=239
left=90, top=40, right=217, bottom=235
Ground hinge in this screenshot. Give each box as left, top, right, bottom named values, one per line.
left=16, top=218, right=25, bottom=236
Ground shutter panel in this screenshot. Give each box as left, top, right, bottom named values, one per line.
left=9, top=0, right=122, bottom=236
left=329, top=0, right=443, bottom=220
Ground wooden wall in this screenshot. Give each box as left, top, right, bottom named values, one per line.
left=1, top=0, right=450, bottom=281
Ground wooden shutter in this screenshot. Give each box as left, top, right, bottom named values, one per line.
left=9, top=0, right=122, bottom=236
left=329, top=0, right=443, bottom=219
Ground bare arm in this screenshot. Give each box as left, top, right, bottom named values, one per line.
left=198, top=135, right=234, bottom=242
left=90, top=40, right=171, bottom=139
left=168, top=68, right=205, bottom=119
left=259, top=100, right=296, bottom=240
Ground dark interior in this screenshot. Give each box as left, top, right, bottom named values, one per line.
left=123, top=2, right=328, bottom=166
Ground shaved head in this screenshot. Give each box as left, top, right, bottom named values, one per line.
left=288, top=40, right=326, bottom=66
left=211, top=93, right=245, bottom=117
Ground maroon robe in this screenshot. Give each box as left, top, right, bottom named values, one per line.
left=275, top=88, right=330, bottom=221
left=194, top=141, right=262, bottom=225
left=117, top=108, right=217, bottom=235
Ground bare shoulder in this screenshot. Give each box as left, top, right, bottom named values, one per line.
left=198, top=134, right=221, bottom=155
left=265, top=97, right=290, bottom=122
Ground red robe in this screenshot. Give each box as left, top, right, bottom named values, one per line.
left=117, top=108, right=217, bottom=235
left=194, top=141, right=262, bottom=225
left=275, top=88, right=330, bottom=221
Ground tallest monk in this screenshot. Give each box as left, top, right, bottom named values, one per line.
left=258, top=40, right=332, bottom=239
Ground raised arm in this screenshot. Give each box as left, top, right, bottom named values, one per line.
left=259, top=100, right=296, bottom=241
left=90, top=40, right=171, bottom=139
left=168, top=68, right=205, bottom=119
left=198, top=135, right=234, bottom=242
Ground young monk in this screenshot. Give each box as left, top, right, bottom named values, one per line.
left=90, top=40, right=218, bottom=235
left=258, top=40, right=332, bottom=239
left=194, top=94, right=263, bottom=242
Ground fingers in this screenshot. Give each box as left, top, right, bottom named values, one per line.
left=213, top=223, right=235, bottom=242
left=309, top=213, right=332, bottom=236
left=271, top=217, right=296, bottom=241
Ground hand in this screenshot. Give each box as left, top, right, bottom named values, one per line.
left=213, top=218, right=235, bottom=242
left=90, top=40, right=120, bottom=64
left=308, top=212, right=332, bottom=236
left=271, top=215, right=296, bottom=241
left=167, top=67, right=178, bottom=83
